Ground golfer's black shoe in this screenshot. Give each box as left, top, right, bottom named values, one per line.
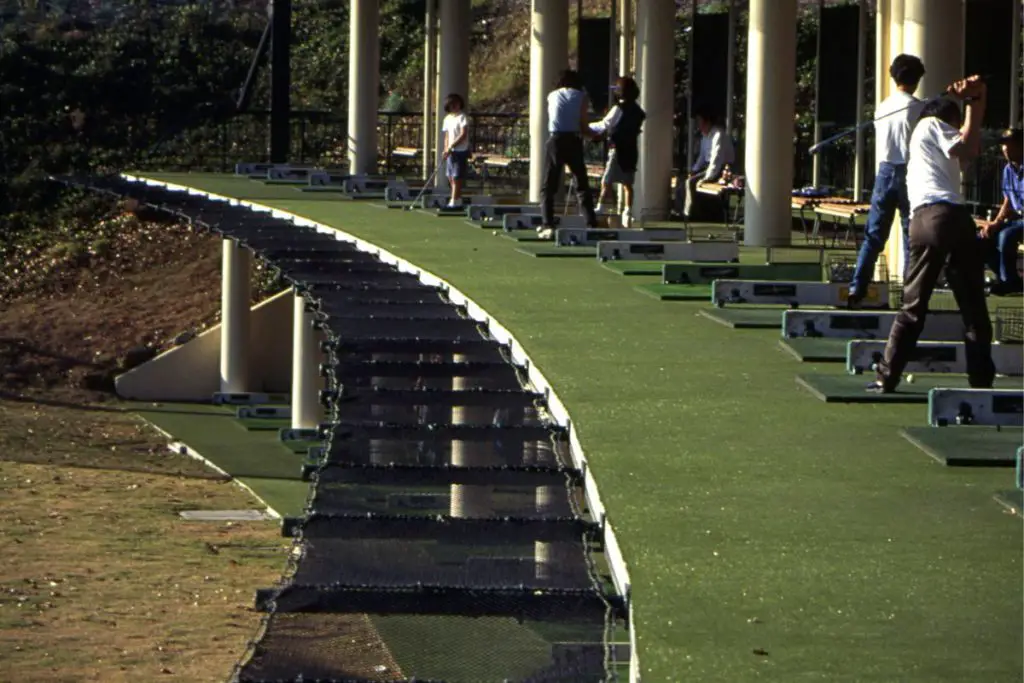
left=845, top=290, right=864, bottom=310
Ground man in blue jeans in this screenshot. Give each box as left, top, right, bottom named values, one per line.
left=848, top=55, right=926, bottom=309
left=980, top=128, right=1023, bottom=295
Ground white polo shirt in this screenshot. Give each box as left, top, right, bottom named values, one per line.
left=906, top=117, right=963, bottom=212
left=442, top=113, right=469, bottom=152
left=874, top=90, right=922, bottom=165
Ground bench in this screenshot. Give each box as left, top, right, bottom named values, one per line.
left=390, top=146, right=421, bottom=174
left=812, top=201, right=870, bottom=247
left=696, top=178, right=744, bottom=229
left=792, top=195, right=854, bottom=241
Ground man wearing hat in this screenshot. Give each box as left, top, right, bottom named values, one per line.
left=979, top=127, right=1023, bottom=295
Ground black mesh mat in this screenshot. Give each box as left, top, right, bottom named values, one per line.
left=52, top=176, right=623, bottom=682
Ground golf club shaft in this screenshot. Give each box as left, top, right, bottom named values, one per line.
left=409, top=157, right=445, bottom=208
left=809, top=78, right=986, bottom=155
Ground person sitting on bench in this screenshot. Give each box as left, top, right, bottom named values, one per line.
left=979, top=127, right=1023, bottom=295
left=682, top=105, right=735, bottom=221
left=538, top=69, right=600, bottom=240
left=589, top=76, right=646, bottom=228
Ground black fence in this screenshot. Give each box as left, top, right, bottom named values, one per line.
left=148, top=109, right=1008, bottom=209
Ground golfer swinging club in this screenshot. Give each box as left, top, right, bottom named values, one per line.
left=868, top=75, right=995, bottom=394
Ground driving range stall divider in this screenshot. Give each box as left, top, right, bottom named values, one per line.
left=49, top=172, right=638, bottom=682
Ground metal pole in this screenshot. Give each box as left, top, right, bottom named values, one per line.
left=619, top=0, right=632, bottom=75
left=811, top=0, right=823, bottom=188
left=422, top=0, right=436, bottom=181
left=609, top=0, right=617, bottom=79
left=685, top=0, right=696, bottom=176
left=853, top=0, right=868, bottom=201
left=269, top=0, right=291, bottom=164
left=1010, top=0, right=1021, bottom=127
left=725, top=0, right=737, bottom=135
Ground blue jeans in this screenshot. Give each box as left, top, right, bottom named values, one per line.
left=850, top=162, right=911, bottom=295
left=983, top=219, right=1024, bottom=287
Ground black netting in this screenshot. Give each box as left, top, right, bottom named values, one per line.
left=55, top=176, right=624, bottom=682
left=237, top=612, right=611, bottom=683
left=996, top=306, right=1023, bottom=343
left=305, top=484, right=580, bottom=520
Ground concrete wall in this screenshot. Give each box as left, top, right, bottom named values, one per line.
left=115, top=289, right=317, bottom=402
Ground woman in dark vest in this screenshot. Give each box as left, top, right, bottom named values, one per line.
left=590, top=76, right=646, bottom=227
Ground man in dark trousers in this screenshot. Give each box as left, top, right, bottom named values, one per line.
left=538, top=69, right=600, bottom=240
left=869, top=75, right=994, bottom=393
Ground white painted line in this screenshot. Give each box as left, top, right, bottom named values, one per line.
left=124, top=173, right=639, bottom=678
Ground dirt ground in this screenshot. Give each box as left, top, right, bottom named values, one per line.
left=0, top=211, right=290, bottom=682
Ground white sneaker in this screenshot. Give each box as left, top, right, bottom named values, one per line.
left=595, top=203, right=604, bottom=214
left=621, top=209, right=633, bottom=228
left=537, top=227, right=554, bottom=240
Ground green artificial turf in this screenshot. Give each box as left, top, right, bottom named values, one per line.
left=133, top=401, right=308, bottom=516
left=778, top=337, right=848, bottom=362
left=900, top=426, right=1022, bottom=467
left=139, top=172, right=1024, bottom=683
left=633, top=282, right=712, bottom=301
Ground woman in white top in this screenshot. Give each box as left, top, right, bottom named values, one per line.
left=869, top=75, right=995, bottom=394
left=442, top=93, right=470, bottom=208
left=589, top=76, right=646, bottom=227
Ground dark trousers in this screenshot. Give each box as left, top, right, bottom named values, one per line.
left=541, top=133, right=598, bottom=228
left=877, top=202, right=995, bottom=389
left=851, top=162, right=911, bottom=294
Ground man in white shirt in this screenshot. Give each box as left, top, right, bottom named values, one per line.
left=848, top=55, right=925, bottom=307
left=869, top=75, right=994, bottom=394
left=681, top=105, right=735, bottom=220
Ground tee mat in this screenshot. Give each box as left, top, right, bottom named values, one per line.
left=712, top=280, right=889, bottom=309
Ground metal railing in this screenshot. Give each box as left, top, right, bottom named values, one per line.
left=147, top=110, right=1008, bottom=209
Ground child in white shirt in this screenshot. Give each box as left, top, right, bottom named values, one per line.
left=442, top=93, right=470, bottom=209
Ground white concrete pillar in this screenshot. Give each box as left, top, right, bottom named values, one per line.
left=742, top=0, right=798, bottom=247
left=422, top=0, right=437, bottom=181
left=450, top=354, right=493, bottom=518
left=291, top=291, right=320, bottom=429
left=529, top=0, right=569, bottom=203
left=535, top=484, right=574, bottom=581
left=220, top=239, right=251, bottom=393
left=634, top=0, right=675, bottom=221
left=885, top=0, right=964, bottom=278
left=903, top=0, right=963, bottom=102
left=434, top=0, right=471, bottom=192
left=853, top=0, right=868, bottom=202
left=347, top=0, right=380, bottom=175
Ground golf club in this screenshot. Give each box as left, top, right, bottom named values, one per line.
left=809, top=76, right=988, bottom=155
left=405, top=157, right=445, bottom=211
